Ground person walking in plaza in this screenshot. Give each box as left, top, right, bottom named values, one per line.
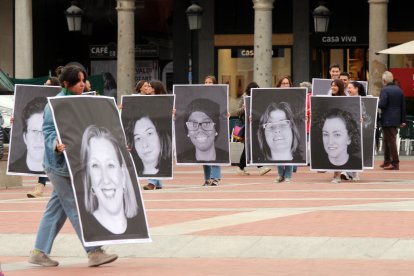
left=201, top=75, right=223, bottom=186
left=27, top=76, right=60, bottom=198
left=139, top=80, right=167, bottom=190
left=235, top=81, right=271, bottom=176
left=378, top=71, right=406, bottom=170
left=272, top=76, right=296, bottom=183
left=29, top=65, right=118, bottom=267
left=340, top=81, right=367, bottom=182
left=329, top=78, right=347, bottom=183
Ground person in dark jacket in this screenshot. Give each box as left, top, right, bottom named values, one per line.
left=378, top=71, right=406, bottom=170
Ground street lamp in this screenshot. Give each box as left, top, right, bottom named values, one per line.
left=65, top=1, right=83, bottom=32
left=186, top=1, right=203, bottom=84
left=312, top=2, right=330, bottom=33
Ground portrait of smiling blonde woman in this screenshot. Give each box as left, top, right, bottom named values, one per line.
left=81, top=125, right=138, bottom=235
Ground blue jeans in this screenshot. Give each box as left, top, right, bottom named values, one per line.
left=34, top=170, right=100, bottom=254
left=38, top=177, right=49, bottom=185
left=277, top=165, right=293, bottom=179
left=148, top=179, right=162, bottom=188
left=203, top=165, right=221, bottom=180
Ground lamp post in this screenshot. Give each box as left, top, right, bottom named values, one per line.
left=65, top=1, right=83, bottom=32
left=186, top=1, right=203, bottom=84
left=312, top=2, right=330, bottom=33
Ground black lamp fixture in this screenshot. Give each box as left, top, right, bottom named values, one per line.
left=312, top=2, right=331, bottom=33
left=186, top=1, right=203, bottom=30
left=65, top=1, right=83, bottom=32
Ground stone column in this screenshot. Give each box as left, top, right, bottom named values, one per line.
left=292, top=0, right=310, bottom=85
left=116, top=0, right=135, bottom=102
left=15, top=0, right=33, bottom=78
left=253, top=0, right=274, bottom=88
left=368, top=0, right=388, bottom=96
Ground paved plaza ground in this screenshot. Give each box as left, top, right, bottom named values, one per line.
left=1, top=156, right=414, bottom=275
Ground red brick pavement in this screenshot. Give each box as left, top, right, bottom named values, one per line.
left=1, top=159, right=414, bottom=275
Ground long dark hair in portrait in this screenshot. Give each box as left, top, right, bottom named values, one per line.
left=316, top=108, right=361, bottom=164
left=125, top=102, right=172, bottom=177
left=257, top=102, right=301, bottom=161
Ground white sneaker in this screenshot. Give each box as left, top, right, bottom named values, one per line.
left=352, top=173, right=360, bottom=181
left=260, top=167, right=271, bottom=176
left=331, top=177, right=341, bottom=184
left=284, top=178, right=291, bottom=183
left=274, top=176, right=284, bottom=183
left=236, top=167, right=250, bottom=176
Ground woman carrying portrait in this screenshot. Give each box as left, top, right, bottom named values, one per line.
left=131, top=79, right=169, bottom=190
left=329, top=79, right=347, bottom=183
left=29, top=65, right=118, bottom=267
left=340, top=81, right=368, bottom=181
left=270, top=76, right=298, bottom=183
left=177, top=76, right=227, bottom=186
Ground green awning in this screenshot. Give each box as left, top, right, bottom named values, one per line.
left=0, top=69, right=14, bottom=92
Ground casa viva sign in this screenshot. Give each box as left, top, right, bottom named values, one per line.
left=313, top=33, right=367, bottom=46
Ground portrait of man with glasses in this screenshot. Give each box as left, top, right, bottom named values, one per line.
left=8, top=85, right=60, bottom=176
left=251, top=88, right=307, bottom=165
left=173, top=85, right=230, bottom=165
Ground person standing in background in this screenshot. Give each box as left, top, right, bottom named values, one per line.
left=378, top=71, right=406, bottom=170
left=339, top=72, right=350, bottom=96
left=27, top=77, right=61, bottom=198
left=235, top=81, right=271, bottom=176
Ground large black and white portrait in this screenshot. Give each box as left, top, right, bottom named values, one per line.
left=48, top=96, right=150, bottom=246
left=244, top=96, right=252, bottom=165
left=173, top=85, right=230, bottom=165
left=7, top=84, right=61, bottom=176
left=121, top=95, right=174, bottom=179
left=250, top=88, right=307, bottom=165
left=310, top=96, right=363, bottom=171
left=361, top=97, right=379, bottom=168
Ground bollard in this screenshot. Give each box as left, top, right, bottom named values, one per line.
left=0, top=144, right=22, bottom=188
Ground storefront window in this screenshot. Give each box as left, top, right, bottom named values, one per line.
left=217, top=47, right=291, bottom=116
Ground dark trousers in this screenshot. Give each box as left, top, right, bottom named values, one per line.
left=238, top=148, right=247, bottom=169
left=382, top=126, right=399, bottom=166
left=238, top=146, right=262, bottom=170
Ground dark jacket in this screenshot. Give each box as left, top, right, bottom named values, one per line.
left=378, top=83, right=406, bottom=127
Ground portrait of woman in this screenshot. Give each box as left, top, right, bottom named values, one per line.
left=177, top=97, right=228, bottom=162
left=123, top=96, right=173, bottom=178
left=257, top=102, right=302, bottom=162
left=316, top=108, right=362, bottom=170
left=81, top=125, right=138, bottom=235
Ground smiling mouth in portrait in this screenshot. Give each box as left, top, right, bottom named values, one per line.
left=101, top=188, right=117, bottom=199
left=326, top=145, right=338, bottom=153
left=194, top=134, right=209, bottom=143
left=272, top=136, right=286, bottom=143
